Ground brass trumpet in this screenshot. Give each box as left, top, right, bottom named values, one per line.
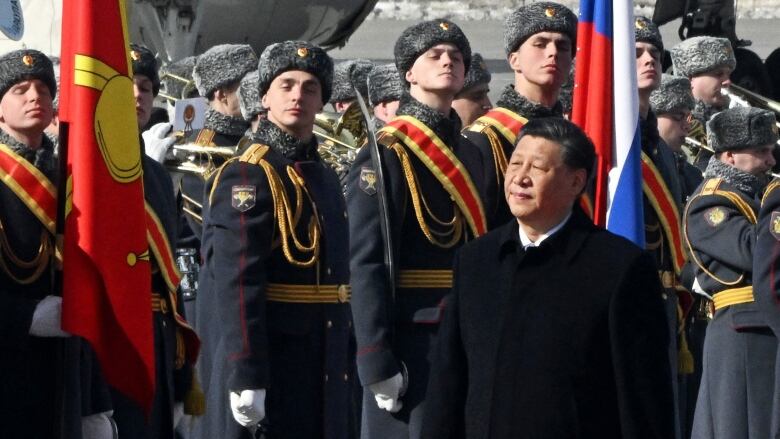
left=314, top=103, right=367, bottom=181
left=164, top=140, right=238, bottom=177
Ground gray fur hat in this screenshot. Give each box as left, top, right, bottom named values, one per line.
left=193, top=44, right=257, bottom=97
left=650, top=74, right=694, bottom=115
left=129, top=43, right=160, bottom=96
left=671, top=36, right=736, bottom=77
left=258, top=41, right=333, bottom=104
left=368, top=63, right=404, bottom=106
left=707, top=107, right=779, bottom=152
left=634, top=16, right=663, bottom=53
left=0, top=49, right=56, bottom=100
left=160, top=56, right=198, bottom=102
left=330, top=59, right=374, bottom=103
left=394, top=19, right=472, bottom=87
left=462, top=53, right=491, bottom=91
left=504, top=2, right=577, bottom=55
left=238, top=70, right=262, bottom=121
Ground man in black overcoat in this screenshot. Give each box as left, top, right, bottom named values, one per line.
left=422, top=118, right=675, bottom=439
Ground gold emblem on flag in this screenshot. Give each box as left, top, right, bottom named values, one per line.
left=545, top=7, right=556, bottom=17
left=705, top=207, right=727, bottom=227
left=297, top=47, right=308, bottom=58
left=439, top=22, right=450, bottom=30
left=22, top=54, right=33, bottom=67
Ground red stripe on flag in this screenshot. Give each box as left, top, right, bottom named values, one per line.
left=572, top=22, right=613, bottom=227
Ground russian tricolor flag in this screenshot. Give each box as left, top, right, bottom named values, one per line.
left=572, top=0, right=645, bottom=247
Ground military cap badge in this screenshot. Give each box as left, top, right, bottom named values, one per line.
left=360, top=167, right=377, bottom=196
left=705, top=207, right=727, bottom=227
left=635, top=18, right=646, bottom=29
left=232, top=185, right=256, bottom=212
left=22, top=54, right=33, bottom=67
left=771, top=212, right=780, bottom=240
left=439, top=22, right=450, bottom=31
left=297, top=47, right=309, bottom=58
left=130, top=50, right=141, bottom=61
left=545, top=7, right=556, bottom=18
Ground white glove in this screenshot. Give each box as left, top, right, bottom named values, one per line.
left=229, top=389, right=266, bottom=427
left=692, top=278, right=712, bottom=299
left=173, top=402, right=185, bottom=428
left=368, top=371, right=406, bottom=413
left=81, top=410, right=115, bottom=439
left=29, top=295, right=71, bottom=338
left=142, top=122, right=175, bottom=163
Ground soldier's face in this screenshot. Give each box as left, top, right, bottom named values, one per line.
left=0, top=79, right=53, bottom=136
left=724, top=144, right=776, bottom=176
left=635, top=42, right=661, bottom=92
left=509, top=32, right=572, bottom=90
left=373, top=100, right=399, bottom=123
left=504, top=135, right=585, bottom=231
left=691, top=66, right=732, bottom=108
left=657, top=110, right=692, bottom=152
left=406, top=44, right=465, bottom=95
left=133, top=74, right=155, bottom=128
left=452, top=83, right=491, bottom=127
left=262, top=70, right=323, bottom=136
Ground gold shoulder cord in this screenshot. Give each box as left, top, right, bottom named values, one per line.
left=683, top=178, right=756, bottom=286
left=389, top=143, right=463, bottom=248
left=0, top=217, right=52, bottom=284
left=230, top=144, right=320, bottom=267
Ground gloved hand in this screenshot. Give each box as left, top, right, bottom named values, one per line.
left=29, top=295, right=71, bottom=338
left=691, top=278, right=712, bottom=299
left=229, top=389, right=266, bottom=427
left=81, top=410, right=116, bottom=439
left=142, top=122, right=175, bottom=163
left=173, top=402, right=185, bottom=428
left=368, top=367, right=407, bottom=413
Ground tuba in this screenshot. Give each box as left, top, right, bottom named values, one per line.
left=314, top=102, right=368, bottom=184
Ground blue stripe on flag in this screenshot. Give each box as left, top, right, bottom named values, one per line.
left=607, top=125, right=645, bottom=247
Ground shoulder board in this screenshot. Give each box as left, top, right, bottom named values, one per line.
left=762, top=179, right=780, bottom=206
left=195, top=129, right=216, bottom=146
left=239, top=144, right=270, bottom=165
left=695, top=177, right=756, bottom=224
left=698, top=178, right=723, bottom=196
left=465, top=119, right=491, bottom=134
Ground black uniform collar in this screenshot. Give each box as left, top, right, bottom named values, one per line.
left=250, top=119, right=319, bottom=161
left=395, top=94, right=462, bottom=147
left=0, top=127, right=56, bottom=179
left=692, top=99, right=721, bottom=125
left=703, top=156, right=764, bottom=197
left=495, top=84, right=563, bottom=119
left=640, top=110, right=661, bottom=155
left=499, top=205, right=592, bottom=263
left=204, top=107, right=250, bottom=137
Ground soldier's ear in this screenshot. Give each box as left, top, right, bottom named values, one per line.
left=405, top=69, right=415, bottom=86
left=508, top=51, right=523, bottom=74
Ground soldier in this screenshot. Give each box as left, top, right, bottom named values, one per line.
left=347, top=19, right=485, bottom=439
left=650, top=74, right=703, bottom=202
left=463, top=2, right=576, bottom=229
left=238, top=70, right=263, bottom=133
left=671, top=36, right=736, bottom=170
left=104, top=43, right=200, bottom=439
left=194, top=41, right=354, bottom=439
left=0, top=47, right=78, bottom=438
left=451, top=52, right=492, bottom=127
left=176, top=44, right=257, bottom=325
left=684, top=107, right=777, bottom=439
left=367, top=63, right=404, bottom=129
left=753, top=176, right=780, bottom=439
left=330, top=59, right=374, bottom=113
left=634, top=18, right=692, bottom=439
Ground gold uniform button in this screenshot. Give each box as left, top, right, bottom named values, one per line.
left=337, top=285, right=350, bottom=303
left=326, top=320, right=333, bottom=329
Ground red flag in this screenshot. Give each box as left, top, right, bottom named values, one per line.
left=59, top=0, right=155, bottom=411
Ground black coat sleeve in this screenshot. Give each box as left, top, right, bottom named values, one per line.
left=206, top=161, right=274, bottom=391
left=610, top=251, right=676, bottom=439
left=346, top=140, right=406, bottom=386
left=0, top=291, right=38, bottom=349
left=754, top=180, right=780, bottom=334
left=420, top=252, right=467, bottom=439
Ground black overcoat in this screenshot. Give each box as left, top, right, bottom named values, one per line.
left=422, top=209, right=676, bottom=439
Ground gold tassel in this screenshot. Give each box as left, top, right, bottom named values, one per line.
left=678, top=331, right=695, bottom=375
left=184, top=369, right=206, bottom=416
